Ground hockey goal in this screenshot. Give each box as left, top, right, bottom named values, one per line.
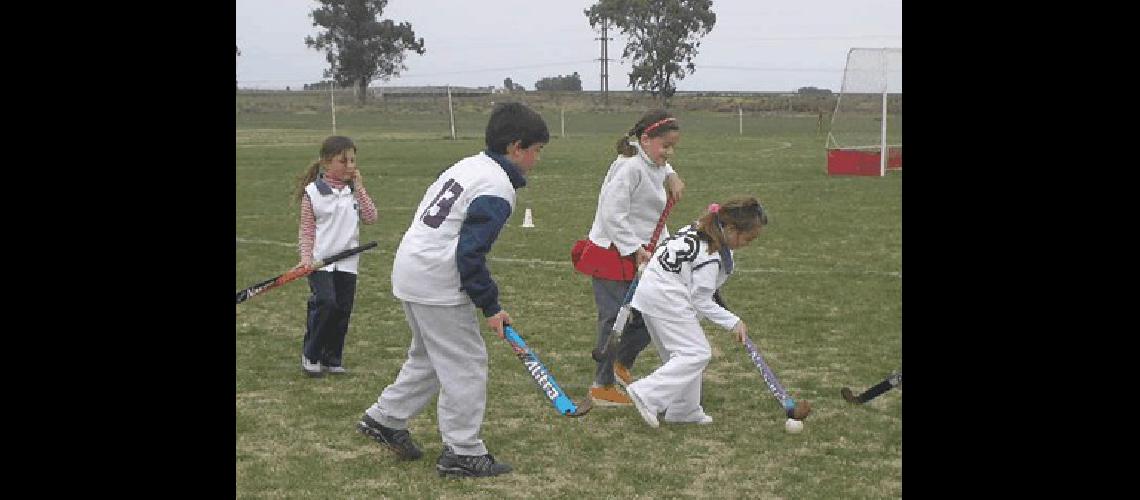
left=826, top=48, right=902, bottom=176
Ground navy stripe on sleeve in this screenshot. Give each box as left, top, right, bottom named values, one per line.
left=457, top=195, right=513, bottom=317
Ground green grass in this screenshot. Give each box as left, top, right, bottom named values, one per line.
left=236, top=104, right=901, bottom=498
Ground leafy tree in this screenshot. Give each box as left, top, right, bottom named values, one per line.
left=585, top=0, right=715, bottom=100
left=535, top=72, right=583, bottom=91
left=797, top=86, right=832, bottom=96
left=305, top=0, right=425, bottom=105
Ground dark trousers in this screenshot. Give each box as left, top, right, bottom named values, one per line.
left=303, top=270, right=357, bottom=367
left=592, top=277, right=651, bottom=386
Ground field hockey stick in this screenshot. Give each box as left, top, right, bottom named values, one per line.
left=502, top=325, right=593, bottom=417
left=235, top=241, right=379, bottom=304
left=596, top=196, right=676, bottom=359
left=717, top=291, right=812, bottom=420
left=841, top=371, right=901, bottom=404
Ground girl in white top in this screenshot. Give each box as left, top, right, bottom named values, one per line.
left=292, top=136, right=378, bottom=376
left=626, top=197, right=769, bottom=427
left=579, top=109, right=686, bottom=406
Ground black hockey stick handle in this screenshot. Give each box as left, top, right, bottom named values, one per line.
left=842, top=372, right=901, bottom=404
left=235, top=240, right=378, bottom=304
left=313, top=240, right=379, bottom=267
left=858, top=372, right=901, bottom=402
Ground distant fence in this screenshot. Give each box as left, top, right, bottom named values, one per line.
left=236, top=87, right=850, bottom=115
left=236, top=87, right=904, bottom=141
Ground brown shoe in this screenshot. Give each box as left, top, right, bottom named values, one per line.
left=613, top=362, right=633, bottom=391
left=588, top=385, right=632, bottom=407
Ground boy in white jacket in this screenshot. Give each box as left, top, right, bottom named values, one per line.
left=626, top=197, right=768, bottom=427
left=358, top=103, right=549, bottom=477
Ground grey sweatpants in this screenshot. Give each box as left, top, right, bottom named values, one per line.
left=592, top=277, right=651, bottom=386
left=365, top=301, right=490, bottom=456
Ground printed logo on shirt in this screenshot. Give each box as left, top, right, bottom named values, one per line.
left=658, top=226, right=701, bottom=273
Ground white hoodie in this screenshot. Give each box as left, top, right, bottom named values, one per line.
left=631, top=224, right=740, bottom=330
left=586, top=141, right=676, bottom=256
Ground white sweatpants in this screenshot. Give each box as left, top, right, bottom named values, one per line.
left=627, top=312, right=711, bottom=422
left=366, top=301, right=490, bottom=456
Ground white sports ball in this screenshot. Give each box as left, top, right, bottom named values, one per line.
left=785, top=418, right=804, bottom=434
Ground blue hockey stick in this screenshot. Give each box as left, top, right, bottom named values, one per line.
left=502, top=325, right=592, bottom=417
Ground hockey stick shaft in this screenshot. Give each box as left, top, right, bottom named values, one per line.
left=601, top=197, right=676, bottom=355
left=502, top=325, right=581, bottom=416
left=849, top=372, right=901, bottom=403
left=235, top=241, right=379, bottom=304
left=742, top=333, right=790, bottom=405
left=719, top=292, right=804, bottom=418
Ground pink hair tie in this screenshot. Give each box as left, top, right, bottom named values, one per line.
left=708, top=203, right=721, bottom=214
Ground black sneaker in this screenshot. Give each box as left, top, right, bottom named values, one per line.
left=356, top=414, right=423, bottom=460
left=436, top=445, right=513, bottom=477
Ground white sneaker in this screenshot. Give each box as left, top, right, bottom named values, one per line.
left=301, top=355, right=323, bottom=376
left=664, top=414, right=713, bottom=425
left=626, top=386, right=658, bottom=428
left=325, top=365, right=347, bottom=374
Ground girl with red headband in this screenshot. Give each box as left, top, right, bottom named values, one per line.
left=571, top=109, right=686, bottom=407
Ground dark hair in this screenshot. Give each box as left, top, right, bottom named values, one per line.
left=485, top=102, right=550, bottom=154
left=293, top=135, right=356, bottom=203
left=616, top=109, right=680, bottom=156
left=696, top=196, right=769, bottom=254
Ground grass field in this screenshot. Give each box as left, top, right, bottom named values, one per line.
left=236, top=102, right=901, bottom=498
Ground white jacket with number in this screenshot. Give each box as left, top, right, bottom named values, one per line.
left=391, top=152, right=516, bottom=307
left=631, top=224, right=739, bottom=330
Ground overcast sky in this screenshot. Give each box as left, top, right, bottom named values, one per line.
left=236, top=0, right=901, bottom=92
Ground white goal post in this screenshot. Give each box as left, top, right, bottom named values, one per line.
left=826, top=48, right=902, bottom=176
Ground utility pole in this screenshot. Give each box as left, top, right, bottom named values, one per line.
left=596, top=18, right=611, bottom=107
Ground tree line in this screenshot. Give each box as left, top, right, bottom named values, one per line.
left=296, top=0, right=718, bottom=104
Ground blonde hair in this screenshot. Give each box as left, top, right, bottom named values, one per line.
left=293, top=136, right=356, bottom=203
left=615, top=109, right=679, bottom=157
left=695, top=196, right=769, bottom=254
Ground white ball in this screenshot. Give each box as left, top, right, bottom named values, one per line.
left=785, top=418, right=804, bottom=434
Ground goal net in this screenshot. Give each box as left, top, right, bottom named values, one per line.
left=826, top=48, right=902, bottom=176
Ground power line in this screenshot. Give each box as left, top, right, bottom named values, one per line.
left=390, top=60, right=597, bottom=78
left=701, top=65, right=845, bottom=73
left=710, top=34, right=901, bottom=42
left=238, top=59, right=598, bottom=85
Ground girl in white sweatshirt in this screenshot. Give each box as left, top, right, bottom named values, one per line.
left=574, top=110, right=686, bottom=406
left=626, top=197, right=768, bottom=427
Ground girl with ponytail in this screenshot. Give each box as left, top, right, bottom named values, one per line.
left=293, top=135, right=378, bottom=376
left=571, top=109, right=687, bottom=407
left=624, top=196, right=769, bottom=427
